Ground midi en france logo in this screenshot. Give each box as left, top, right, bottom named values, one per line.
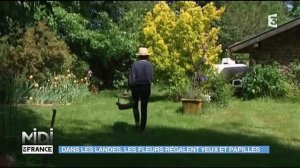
left=22, top=128, right=53, bottom=154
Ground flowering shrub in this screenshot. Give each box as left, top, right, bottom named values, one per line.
left=181, top=57, right=233, bottom=106
left=27, top=70, right=90, bottom=105
left=181, top=57, right=210, bottom=100
left=181, top=81, right=211, bottom=102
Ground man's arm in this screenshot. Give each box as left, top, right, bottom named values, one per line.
left=150, top=62, right=154, bottom=82
left=128, top=63, right=136, bottom=86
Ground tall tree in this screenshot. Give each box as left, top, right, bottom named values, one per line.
left=0, top=1, right=53, bottom=36
left=45, top=1, right=154, bottom=87
left=141, top=1, right=224, bottom=95
left=288, top=1, right=300, bottom=17
left=218, top=1, right=291, bottom=58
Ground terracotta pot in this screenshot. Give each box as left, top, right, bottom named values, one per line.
left=181, top=98, right=204, bottom=114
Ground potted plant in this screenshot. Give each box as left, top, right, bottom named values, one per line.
left=181, top=57, right=211, bottom=114
left=181, top=85, right=204, bottom=114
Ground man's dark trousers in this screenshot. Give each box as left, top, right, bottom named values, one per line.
left=131, top=84, right=151, bottom=131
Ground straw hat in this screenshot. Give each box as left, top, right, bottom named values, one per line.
left=136, top=47, right=150, bottom=56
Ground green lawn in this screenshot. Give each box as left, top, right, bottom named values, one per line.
left=1, top=87, right=300, bottom=167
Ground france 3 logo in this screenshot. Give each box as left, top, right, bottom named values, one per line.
left=268, top=13, right=277, bottom=28
left=22, top=128, right=53, bottom=154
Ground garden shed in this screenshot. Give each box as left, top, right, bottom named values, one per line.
left=228, top=17, right=300, bottom=66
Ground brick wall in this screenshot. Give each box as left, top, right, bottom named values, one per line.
left=249, top=26, right=300, bottom=65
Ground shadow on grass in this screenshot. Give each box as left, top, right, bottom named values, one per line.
left=175, top=105, right=209, bottom=115
left=149, top=93, right=171, bottom=102
left=4, top=107, right=300, bottom=167
left=99, top=88, right=171, bottom=103
left=49, top=121, right=300, bottom=167
left=0, top=105, right=53, bottom=167
left=175, top=107, right=183, bottom=114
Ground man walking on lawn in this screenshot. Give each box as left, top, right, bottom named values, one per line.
left=128, top=47, right=154, bottom=132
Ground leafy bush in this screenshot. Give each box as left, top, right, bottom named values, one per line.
left=278, top=60, right=300, bottom=97
left=113, top=70, right=129, bottom=89
left=72, top=58, right=90, bottom=79
left=0, top=36, right=11, bottom=74
left=1, top=37, right=33, bottom=104
left=0, top=70, right=33, bottom=104
left=51, top=5, right=142, bottom=87
left=289, top=60, right=300, bottom=89
left=241, top=63, right=293, bottom=99
left=27, top=71, right=90, bottom=105
left=7, top=21, right=75, bottom=80
left=202, top=68, right=234, bottom=106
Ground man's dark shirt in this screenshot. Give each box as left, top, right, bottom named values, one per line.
left=129, top=60, right=153, bottom=86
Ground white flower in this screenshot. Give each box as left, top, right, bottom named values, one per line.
left=29, top=97, right=33, bottom=100
left=88, top=70, right=93, bottom=77
left=34, top=83, right=39, bottom=88
left=207, top=95, right=211, bottom=101
left=202, top=93, right=211, bottom=102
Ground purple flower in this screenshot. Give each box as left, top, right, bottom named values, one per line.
left=200, top=76, right=208, bottom=82
left=193, top=73, right=207, bottom=84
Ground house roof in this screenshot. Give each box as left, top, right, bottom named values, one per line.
left=228, top=16, right=300, bottom=53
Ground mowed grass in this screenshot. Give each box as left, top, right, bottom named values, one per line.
left=2, top=87, right=300, bottom=167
